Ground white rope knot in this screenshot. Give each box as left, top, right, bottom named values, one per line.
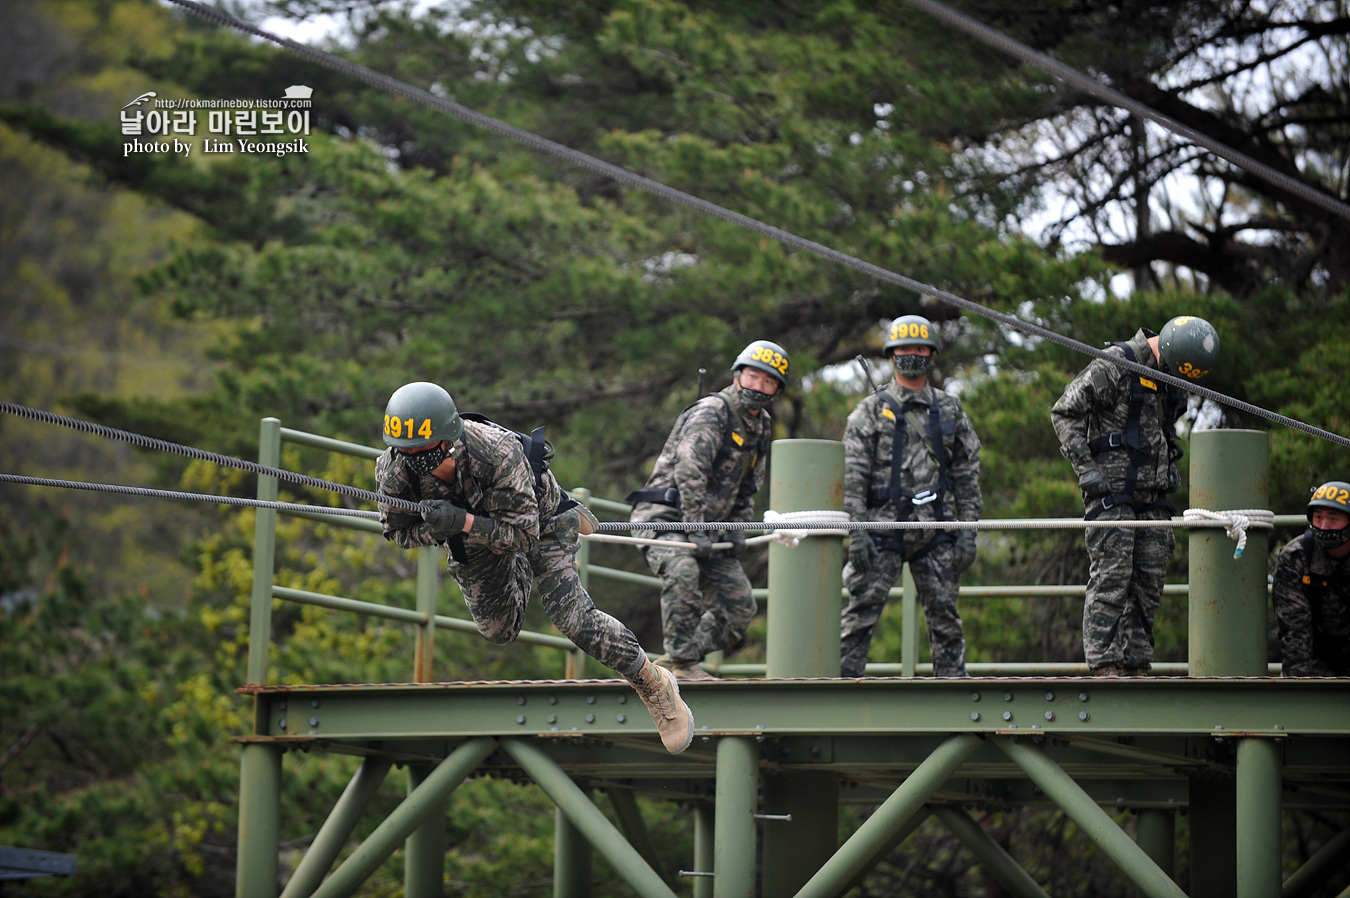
left=1183, top=508, right=1276, bottom=559
left=762, top=509, right=850, bottom=547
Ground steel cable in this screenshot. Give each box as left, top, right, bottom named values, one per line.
left=160, top=0, right=1350, bottom=451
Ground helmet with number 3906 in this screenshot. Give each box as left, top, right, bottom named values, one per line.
left=382, top=382, right=464, bottom=449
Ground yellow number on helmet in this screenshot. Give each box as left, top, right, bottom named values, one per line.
left=418, top=418, right=433, bottom=440
left=1338, top=488, right=1350, bottom=504
left=389, top=416, right=402, bottom=438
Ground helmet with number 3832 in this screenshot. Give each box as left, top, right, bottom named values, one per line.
left=382, top=382, right=464, bottom=449
left=1158, top=316, right=1219, bottom=380
left=732, top=340, right=791, bottom=389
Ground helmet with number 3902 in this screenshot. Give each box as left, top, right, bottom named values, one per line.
left=382, top=382, right=464, bottom=449
left=1307, top=480, right=1350, bottom=549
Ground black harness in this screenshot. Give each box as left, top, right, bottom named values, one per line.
left=625, top=393, right=765, bottom=509
left=1299, top=530, right=1350, bottom=669
left=1083, top=343, right=1182, bottom=521
left=864, top=391, right=954, bottom=559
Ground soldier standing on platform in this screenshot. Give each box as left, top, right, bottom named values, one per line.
left=375, top=381, right=694, bottom=754
left=1051, top=316, right=1219, bottom=676
left=1272, top=480, right=1350, bottom=677
left=628, top=341, right=787, bottom=681
left=840, top=316, right=983, bottom=678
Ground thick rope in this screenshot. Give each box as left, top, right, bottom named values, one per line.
left=162, top=0, right=1350, bottom=452
left=763, top=510, right=851, bottom=547
left=0, top=401, right=424, bottom=516
left=1183, top=508, right=1276, bottom=559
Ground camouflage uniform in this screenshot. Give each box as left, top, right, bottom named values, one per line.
left=631, top=386, right=771, bottom=664
left=1271, top=533, right=1350, bottom=677
left=840, top=381, right=983, bottom=678
left=376, top=418, right=646, bottom=679
left=1051, top=328, right=1181, bottom=672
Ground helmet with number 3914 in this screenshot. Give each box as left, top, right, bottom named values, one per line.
left=1158, top=316, right=1219, bottom=380
left=732, top=340, right=791, bottom=389
left=382, top=382, right=464, bottom=449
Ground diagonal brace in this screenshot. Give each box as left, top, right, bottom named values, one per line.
left=932, top=806, right=1051, bottom=898
left=501, top=739, right=678, bottom=898
left=282, top=756, right=393, bottom=898
left=795, top=733, right=983, bottom=898
left=309, top=738, right=496, bottom=898
left=995, top=737, right=1186, bottom=898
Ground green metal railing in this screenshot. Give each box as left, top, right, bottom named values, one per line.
left=248, top=419, right=1300, bottom=687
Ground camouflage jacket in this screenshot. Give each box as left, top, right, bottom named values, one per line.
left=631, top=385, right=772, bottom=526
left=1050, top=328, right=1180, bottom=499
left=375, top=418, right=563, bottom=559
left=1271, top=532, right=1350, bottom=677
left=843, top=380, right=983, bottom=524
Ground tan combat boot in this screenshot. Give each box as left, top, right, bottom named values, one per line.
left=655, top=654, right=719, bottom=682
left=632, top=657, right=695, bottom=754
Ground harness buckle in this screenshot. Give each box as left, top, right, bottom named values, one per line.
left=1104, top=432, right=1125, bottom=449
left=911, top=489, right=938, bottom=507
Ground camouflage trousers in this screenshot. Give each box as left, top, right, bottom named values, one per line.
left=644, top=533, right=758, bottom=664
left=1082, top=503, right=1175, bottom=671
left=452, top=509, right=646, bottom=679
left=841, top=537, right=967, bottom=677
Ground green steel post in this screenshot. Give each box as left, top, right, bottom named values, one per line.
left=796, top=734, right=982, bottom=898
left=414, top=546, right=438, bottom=683
left=237, top=743, right=283, bottom=898
left=554, top=805, right=593, bottom=898
left=280, top=757, right=393, bottom=898
left=762, top=440, right=841, bottom=897
left=569, top=488, right=593, bottom=678
left=1188, top=429, right=1270, bottom=677
left=248, top=417, right=281, bottom=685
left=838, top=809, right=930, bottom=897
left=238, top=418, right=283, bottom=898
left=1237, top=739, right=1282, bottom=898
left=607, top=789, right=667, bottom=881
left=996, top=738, right=1186, bottom=898
left=405, top=763, right=447, bottom=898
left=1282, top=826, right=1350, bottom=898
left=900, top=562, right=918, bottom=678
left=765, top=440, right=843, bottom=678
left=310, top=739, right=496, bottom=898
left=932, top=806, right=1051, bottom=898
left=715, top=737, right=759, bottom=898
left=500, top=739, right=677, bottom=898
left=1134, top=809, right=1175, bottom=880
left=693, top=804, right=714, bottom=898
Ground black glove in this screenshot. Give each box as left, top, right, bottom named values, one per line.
left=848, top=530, right=878, bottom=572
left=725, top=530, right=748, bottom=558
left=420, top=499, right=468, bottom=541
left=687, top=530, right=714, bottom=558
left=1077, top=466, right=1112, bottom=498
left=955, top=530, right=978, bottom=573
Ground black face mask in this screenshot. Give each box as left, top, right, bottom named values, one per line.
left=892, top=352, right=932, bottom=377
left=1310, top=524, right=1350, bottom=549
left=739, top=386, right=774, bottom=411
left=400, top=442, right=450, bottom=477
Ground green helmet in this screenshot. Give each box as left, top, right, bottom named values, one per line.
left=1307, top=481, right=1350, bottom=520
left=382, top=382, right=464, bottom=449
left=1158, top=316, right=1218, bottom=381
left=883, top=315, right=940, bottom=353
left=732, top=340, right=790, bottom=388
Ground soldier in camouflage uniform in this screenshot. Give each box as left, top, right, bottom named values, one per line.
left=1271, top=480, right=1350, bottom=677
left=841, top=316, right=983, bottom=678
left=1050, top=316, right=1219, bottom=676
left=375, top=382, right=694, bottom=753
left=628, top=341, right=788, bottom=680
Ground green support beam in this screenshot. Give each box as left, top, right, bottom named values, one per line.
left=1134, top=809, right=1175, bottom=880
left=796, top=733, right=982, bottom=898
left=1238, top=738, right=1283, bottom=898
left=237, top=743, right=283, bottom=898
left=1282, top=825, right=1350, bottom=898
left=309, top=738, right=496, bottom=898
left=554, top=801, right=592, bottom=898
left=404, top=762, right=447, bottom=898
left=281, top=757, right=393, bottom=898
left=500, top=739, right=677, bottom=898
left=692, top=804, right=714, bottom=898
left=714, top=737, right=758, bottom=898
left=996, top=737, right=1186, bottom=898
left=931, top=806, right=1051, bottom=898
left=606, top=788, right=667, bottom=882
